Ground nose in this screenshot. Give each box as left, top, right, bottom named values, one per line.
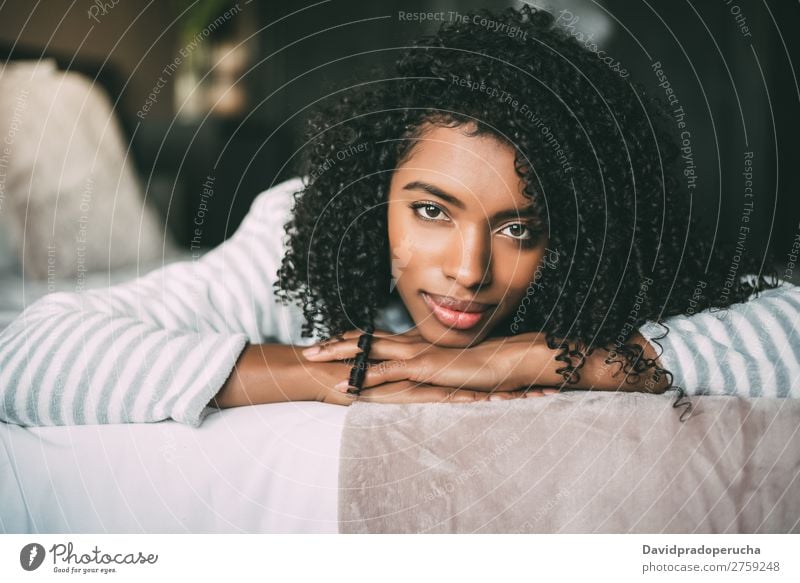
left=442, top=224, right=493, bottom=289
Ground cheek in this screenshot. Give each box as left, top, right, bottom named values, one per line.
left=493, top=249, right=547, bottom=304
left=388, top=210, right=427, bottom=283
left=498, top=251, right=539, bottom=284
left=390, top=232, right=418, bottom=281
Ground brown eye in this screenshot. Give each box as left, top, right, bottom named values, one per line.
left=410, top=202, right=448, bottom=222
left=502, top=223, right=533, bottom=240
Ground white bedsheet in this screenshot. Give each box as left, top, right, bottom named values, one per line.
left=0, top=401, right=347, bottom=533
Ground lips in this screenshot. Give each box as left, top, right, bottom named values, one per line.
left=423, top=292, right=495, bottom=313
left=422, top=292, right=495, bottom=331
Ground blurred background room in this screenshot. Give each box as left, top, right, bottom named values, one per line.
left=0, top=0, right=798, bottom=330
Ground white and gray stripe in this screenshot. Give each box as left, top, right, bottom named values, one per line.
left=639, top=283, right=800, bottom=397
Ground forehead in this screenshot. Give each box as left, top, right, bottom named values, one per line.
left=390, top=124, right=528, bottom=208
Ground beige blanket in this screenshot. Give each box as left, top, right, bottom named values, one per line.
left=338, top=391, right=800, bottom=533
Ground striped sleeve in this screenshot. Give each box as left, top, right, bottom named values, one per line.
left=0, top=177, right=306, bottom=427
left=638, top=281, right=800, bottom=397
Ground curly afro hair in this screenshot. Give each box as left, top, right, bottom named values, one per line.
left=273, top=4, right=780, bottom=392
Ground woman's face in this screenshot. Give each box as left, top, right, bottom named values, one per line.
left=387, top=124, right=550, bottom=348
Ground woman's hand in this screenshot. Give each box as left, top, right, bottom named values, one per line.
left=317, top=379, right=553, bottom=406
left=302, top=328, right=559, bottom=393
left=302, top=328, right=669, bottom=394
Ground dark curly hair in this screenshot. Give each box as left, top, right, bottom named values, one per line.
left=273, top=4, right=780, bottom=394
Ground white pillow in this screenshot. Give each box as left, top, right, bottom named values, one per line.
left=0, top=60, right=174, bottom=281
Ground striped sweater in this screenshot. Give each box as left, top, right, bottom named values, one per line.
left=1, top=177, right=798, bottom=428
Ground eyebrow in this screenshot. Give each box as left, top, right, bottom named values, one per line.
left=402, top=180, right=537, bottom=222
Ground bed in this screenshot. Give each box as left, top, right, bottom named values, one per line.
left=3, top=390, right=798, bottom=533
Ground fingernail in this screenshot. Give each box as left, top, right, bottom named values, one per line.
left=333, top=380, right=349, bottom=392
left=303, top=346, right=320, bottom=357
left=489, top=394, right=503, bottom=401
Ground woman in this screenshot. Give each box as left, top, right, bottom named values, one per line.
left=1, top=6, right=796, bottom=428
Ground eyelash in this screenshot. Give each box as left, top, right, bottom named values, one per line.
left=408, top=201, right=541, bottom=246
